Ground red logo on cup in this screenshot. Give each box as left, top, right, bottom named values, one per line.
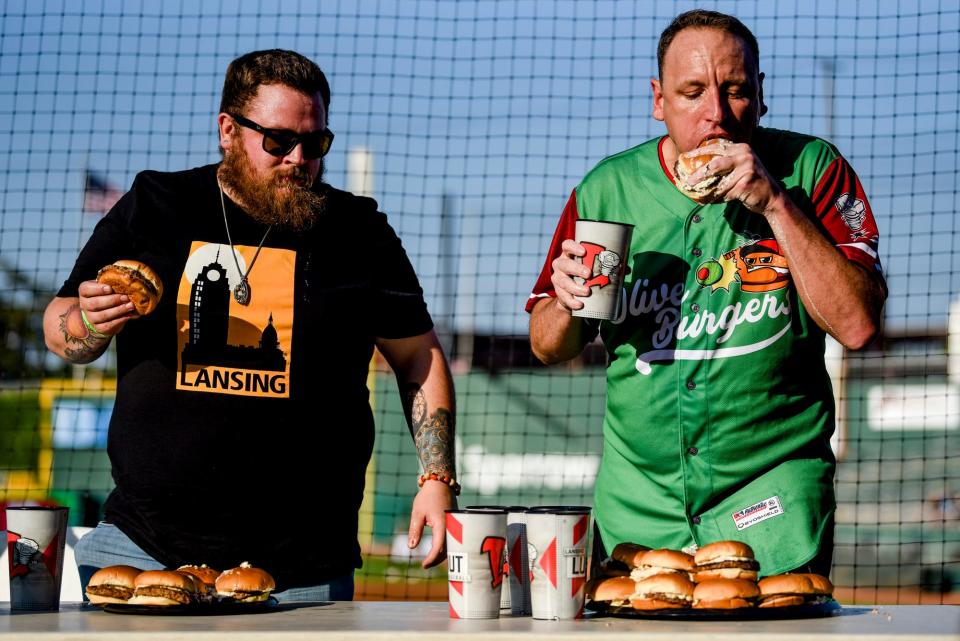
left=481, top=536, right=507, bottom=588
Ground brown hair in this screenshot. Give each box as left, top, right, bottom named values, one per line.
left=657, top=10, right=760, bottom=79
left=219, top=49, right=331, bottom=117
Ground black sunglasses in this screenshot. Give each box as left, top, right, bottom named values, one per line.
left=229, top=113, right=334, bottom=159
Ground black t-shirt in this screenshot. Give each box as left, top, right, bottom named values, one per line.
left=58, top=164, right=433, bottom=589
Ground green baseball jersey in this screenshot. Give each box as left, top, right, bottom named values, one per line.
left=528, top=127, right=884, bottom=575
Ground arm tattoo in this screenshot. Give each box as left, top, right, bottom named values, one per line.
left=403, top=384, right=456, bottom=479
left=59, top=303, right=110, bottom=364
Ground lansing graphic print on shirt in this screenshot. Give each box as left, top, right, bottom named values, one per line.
left=176, top=241, right=294, bottom=398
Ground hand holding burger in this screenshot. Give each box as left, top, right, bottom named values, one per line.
left=96, top=260, right=163, bottom=317
left=674, top=138, right=733, bottom=203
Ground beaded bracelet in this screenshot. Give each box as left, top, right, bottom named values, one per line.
left=418, top=472, right=461, bottom=496
left=80, top=309, right=109, bottom=340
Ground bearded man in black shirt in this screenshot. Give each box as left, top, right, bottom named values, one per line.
left=43, top=49, right=458, bottom=600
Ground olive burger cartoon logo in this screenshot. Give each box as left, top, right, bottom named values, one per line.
left=696, top=238, right=789, bottom=294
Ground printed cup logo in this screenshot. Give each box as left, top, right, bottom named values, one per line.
left=835, top=192, right=867, bottom=239
left=563, top=547, right=586, bottom=578
left=481, top=536, right=507, bottom=588
left=448, top=553, right=470, bottom=582
left=581, top=243, right=623, bottom=289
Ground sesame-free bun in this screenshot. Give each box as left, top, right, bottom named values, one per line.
left=631, top=548, right=695, bottom=580
left=630, top=573, right=695, bottom=610
left=128, top=569, right=198, bottom=606
left=96, top=260, right=163, bottom=316
left=693, top=540, right=759, bottom=582
left=673, top=138, right=732, bottom=203
left=758, top=573, right=834, bottom=607
left=85, top=565, right=142, bottom=604
left=587, top=576, right=636, bottom=604
left=215, top=562, right=276, bottom=602
left=693, top=578, right=759, bottom=609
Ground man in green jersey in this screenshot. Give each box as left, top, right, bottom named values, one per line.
left=527, top=10, right=886, bottom=577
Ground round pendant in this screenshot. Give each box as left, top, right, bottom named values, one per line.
left=234, top=279, right=251, bottom=305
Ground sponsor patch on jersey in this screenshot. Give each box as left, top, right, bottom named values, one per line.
left=732, top=496, right=784, bottom=531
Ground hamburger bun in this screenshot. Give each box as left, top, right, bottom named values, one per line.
left=96, top=260, right=163, bottom=316
left=128, top=569, right=198, bottom=606
left=693, top=540, right=760, bottom=582
left=631, top=548, right=695, bottom=581
left=673, top=138, right=732, bottom=203
left=630, top=573, right=695, bottom=610
left=586, top=576, right=636, bottom=607
left=85, top=565, right=142, bottom=604
left=758, top=573, right=834, bottom=607
left=215, top=562, right=276, bottom=603
left=693, top=578, right=759, bottom=609
left=611, top=542, right=651, bottom=569
left=177, top=564, right=220, bottom=589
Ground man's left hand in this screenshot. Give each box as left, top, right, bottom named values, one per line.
left=683, top=140, right=784, bottom=215
left=408, top=479, right=458, bottom=569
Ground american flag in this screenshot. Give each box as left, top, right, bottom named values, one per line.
left=83, top=170, right=123, bottom=215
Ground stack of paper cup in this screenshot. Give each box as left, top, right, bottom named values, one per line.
left=445, top=509, right=507, bottom=619
left=525, top=506, right=591, bottom=620
left=465, top=505, right=525, bottom=611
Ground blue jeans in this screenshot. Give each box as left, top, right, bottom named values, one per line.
left=75, top=522, right=354, bottom=601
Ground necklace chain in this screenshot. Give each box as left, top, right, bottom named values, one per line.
left=219, top=185, right=272, bottom=306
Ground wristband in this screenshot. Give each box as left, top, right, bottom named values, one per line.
left=418, top=472, right=461, bottom=496
left=80, top=309, right=109, bottom=340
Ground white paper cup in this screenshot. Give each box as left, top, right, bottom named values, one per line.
left=506, top=509, right=532, bottom=616
left=445, top=509, right=507, bottom=619
left=465, top=506, right=525, bottom=610
left=571, top=219, right=633, bottom=320
left=526, top=507, right=591, bottom=620
left=6, top=506, right=69, bottom=611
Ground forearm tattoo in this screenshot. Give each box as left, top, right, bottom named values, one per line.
left=403, top=384, right=456, bottom=479
left=59, top=303, right=110, bottom=364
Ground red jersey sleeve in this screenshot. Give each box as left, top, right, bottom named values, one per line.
left=526, top=189, right=579, bottom=313
left=810, top=156, right=886, bottom=287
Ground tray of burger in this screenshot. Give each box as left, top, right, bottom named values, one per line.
left=585, top=540, right=839, bottom=620
left=84, top=561, right=280, bottom=615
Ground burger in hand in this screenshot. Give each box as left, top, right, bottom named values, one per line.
left=674, top=138, right=733, bottom=203
left=215, top=562, right=276, bottom=603
left=128, top=569, right=198, bottom=606
left=630, top=548, right=695, bottom=582
left=758, top=573, right=834, bottom=608
left=692, top=578, right=759, bottom=609
left=693, top=540, right=760, bottom=582
left=586, top=576, right=636, bottom=609
left=630, top=573, right=695, bottom=610
left=96, top=260, right=163, bottom=316
left=85, top=565, right=141, bottom=604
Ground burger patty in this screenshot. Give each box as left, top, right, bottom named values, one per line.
left=639, top=593, right=692, bottom=605
left=695, top=560, right=760, bottom=571
left=86, top=585, right=134, bottom=600
left=108, top=266, right=160, bottom=296
left=134, top=586, right=193, bottom=605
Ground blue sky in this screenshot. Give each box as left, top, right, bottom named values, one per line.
left=1, top=0, right=957, bottom=335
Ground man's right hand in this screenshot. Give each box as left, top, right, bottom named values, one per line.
left=43, top=283, right=138, bottom=364
left=549, top=239, right=592, bottom=313
left=77, top=280, right=138, bottom=337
